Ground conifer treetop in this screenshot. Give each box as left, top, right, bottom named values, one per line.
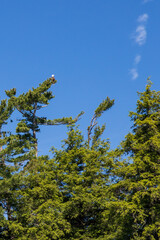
left=87, top=97, right=114, bottom=146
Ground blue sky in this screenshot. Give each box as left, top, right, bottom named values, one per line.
left=0, top=0, right=159, bottom=156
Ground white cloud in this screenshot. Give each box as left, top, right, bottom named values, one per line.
left=129, top=12, right=149, bottom=81
left=132, top=14, right=148, bottom=46
left=138, top=14, right=148, bottom=23
left=134, top=25, right=147, bottom=46
left=130, top=68, right=139, bottom=80
left=130, top=56, right=141, bottom=80
left=134, top=55, right=141, bottom=65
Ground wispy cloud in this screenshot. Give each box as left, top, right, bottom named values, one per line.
left=134, top=25, right=147, bottom=45
left=130, top=68, right=139, bottom=80
left=138, top=14, right=148, bottom=23
left=129, top=55, right=141, bottom=80
left=134, top=55, right=141, bottom=65
left=132, top=14, right=148, bottom=46
left=130, top=11, right=150, bottom=80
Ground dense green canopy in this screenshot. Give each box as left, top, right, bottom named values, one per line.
left=0, top=78, right=159, bottom=240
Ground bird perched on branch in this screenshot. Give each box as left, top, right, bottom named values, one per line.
left=51, top=74, right=56, bottom=83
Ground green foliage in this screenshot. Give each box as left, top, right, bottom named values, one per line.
left=94, top=97, right=114, bottom=118
left=12, top=156, right=71, bottom=239
left=0, top=96, right=33, bottom=239
left=50, top=125, right=114, bottom=239
left=105, top=80, right=160, bottom=239
left=0, top=77, right=160, bottom=240
left=87, top=97, right=114, bottom=146
left=6, top=77, right=84, bottom=158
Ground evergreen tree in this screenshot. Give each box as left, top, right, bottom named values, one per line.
left=6, top=76, right=83, bottom=158
left=11, top=155, right=71, bottom=240
left=106, top=80, right=160, bottom=240
left=0, top=76, right=83, bottom=239
left=50, top=97, right=114, bottom=239
left=12, top=96, right=114, bottom=239
left=0, top=97, right=13, bottom=239
left=0, top=95, right=33, bottom=239
left=2, top=75, right=160, bottom=240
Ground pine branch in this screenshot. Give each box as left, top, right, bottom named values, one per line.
left=87, top=97, right=114, bottom=146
